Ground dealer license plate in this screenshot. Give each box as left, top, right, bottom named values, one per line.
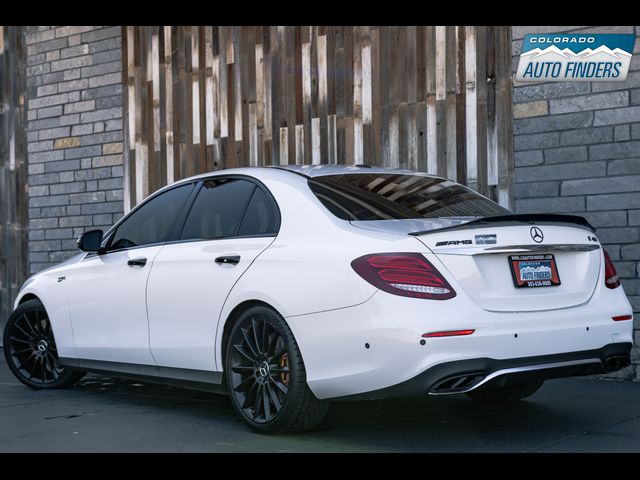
left=509, top=254, right=561, bottom=288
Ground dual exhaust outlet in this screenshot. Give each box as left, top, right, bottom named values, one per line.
left=429, top=354, right=631, bottom=395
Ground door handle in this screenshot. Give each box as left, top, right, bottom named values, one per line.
left=127, top=258, right=147, bottom=267
left=215, top=255, right=240, bottom=266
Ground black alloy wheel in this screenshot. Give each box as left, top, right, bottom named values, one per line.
left=225, top=305, right=328, bottom=433
left=3, top=299, right=85, bottom=389
left=228, top=316, right=289, bottom=423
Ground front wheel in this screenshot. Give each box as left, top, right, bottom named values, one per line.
left=466, top=379, right=544, bottom=403
left=225, top=305, right=329, bottom=434
left=3, top=299, right=85, bottom=389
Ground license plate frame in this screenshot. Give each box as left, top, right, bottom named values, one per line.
left=508, top=254, right=561, bottom=289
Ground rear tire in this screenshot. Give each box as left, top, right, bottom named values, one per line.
left=225, top=305, right=329, bottom=434
left=466, top=379, right=544, bottom=403
left=3, top=299, right=85, bottom=389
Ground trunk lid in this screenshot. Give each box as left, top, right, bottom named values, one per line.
left=351, top=215, right=602, bottom=312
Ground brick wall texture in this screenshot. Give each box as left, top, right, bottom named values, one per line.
left=24, top=26, right=124, bottom=274
left=513, top=26, right=640, bottom=379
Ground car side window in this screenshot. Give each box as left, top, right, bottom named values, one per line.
left=108, top=183, right=194, bottom=251
left=237, top=186, right=279, bottom=236
left=180, top=179, right=257, bottom=241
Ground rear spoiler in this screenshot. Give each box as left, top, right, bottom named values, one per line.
left=408, top=213, right=596, bottom=236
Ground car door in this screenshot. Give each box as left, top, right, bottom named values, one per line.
left=146, top=177, right=280, bottom=372
left=68, top=183, right=196, bottom=365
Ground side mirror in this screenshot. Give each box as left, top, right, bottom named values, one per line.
left=77, top=229, right=104, bottom=253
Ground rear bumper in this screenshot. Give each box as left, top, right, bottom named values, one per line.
left=335, top=342, right=632, bottom=400
left=287, top=279, right=634, bottom=400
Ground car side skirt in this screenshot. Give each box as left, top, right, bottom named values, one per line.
left=59, top=357, right=226, bottom=394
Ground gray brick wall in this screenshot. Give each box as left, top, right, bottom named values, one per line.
left=513, top=26, right=640, bottom=380
left=24, top=26, right=124, bottom=274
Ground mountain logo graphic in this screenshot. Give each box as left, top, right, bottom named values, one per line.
left=520, top=264, right=552, bottom=280
left=516, top=34, right=636, bottom=82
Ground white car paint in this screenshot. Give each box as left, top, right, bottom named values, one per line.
left=146, top=237, right=275, bottom=371
left=68, top=245, right=164, bottom=365
left=287, top=249, right=633, bottom=398
left=13, top=165, right=635, bottom=400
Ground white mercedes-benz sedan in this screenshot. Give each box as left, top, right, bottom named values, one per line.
left=3, top=165, right=634, bottom=433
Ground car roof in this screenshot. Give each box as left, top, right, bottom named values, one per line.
left=271, top=164, right=441, bottom=178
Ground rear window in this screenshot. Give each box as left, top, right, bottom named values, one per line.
left=308, top=173, right=509, bottom=221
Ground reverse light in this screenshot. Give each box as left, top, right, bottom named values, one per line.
left=351, top=253, right=456, bottom=300
left=603, top=249, right=621, bottom=289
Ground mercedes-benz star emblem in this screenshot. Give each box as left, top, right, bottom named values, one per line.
left=530, top=226, right=544, bottom=243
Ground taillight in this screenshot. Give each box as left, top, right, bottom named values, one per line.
left=351, top=253, right=456, bottom=300
left=603, top=249, right=620, bottom=289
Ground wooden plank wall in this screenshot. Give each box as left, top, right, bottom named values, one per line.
left=0, top=26, right=28, bottom=325
left=122, top=26, right=513, bottom=211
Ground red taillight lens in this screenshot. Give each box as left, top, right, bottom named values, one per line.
left=603, top=249, right=620, bottom=289
left=423, top=329, right=475, bottom=338
left=351, top=253, right=456, bottom=300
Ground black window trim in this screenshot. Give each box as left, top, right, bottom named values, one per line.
left=232, top=183, right=259, bottom=236
left=96, top=174, right=281, bottom=256
left=102, top=181, right=199, bottom=255
left=176, top=175, right=281, bottom=244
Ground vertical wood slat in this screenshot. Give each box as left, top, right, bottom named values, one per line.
left=465, top=26, right=479, bottom=193
left=486, top=25, right=498, bottom=188
left=434, top=26, right=447, bottom=177
left=0, top=26, right=28, bottom=324
left=425, top=26, right=437, bottom=176
left=125, top=26, right=136, bottom=211
left=369, top=27, right=381, bottom=167
left=151, top=27, right=162, bottom=192
left=454, top=26, right=467, bottom=186
left=164, top=26, right=175, bottom=184
left=133, top=27, right=146, bottom=204
left=352, top=26, right=363, bottom=165
left=494, top=26, right=514, bottom=209
left=445, top=26, right=458, bottom=182
left=122, top=26, right=513, bottom=210
left=204, top=26, right=215, bottom=171
left=317, top=32, right=328, bottom=166
left=475, top=26, right=489, bottom=197
left=301, top=38, right=312, bottom=165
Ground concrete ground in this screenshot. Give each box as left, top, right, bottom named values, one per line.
left=1, top=355, right=639, bottom=453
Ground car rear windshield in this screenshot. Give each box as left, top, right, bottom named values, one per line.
left=307, top=173, right=510, bottom=221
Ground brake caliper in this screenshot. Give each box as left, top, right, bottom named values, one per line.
left=279, top=353, right=289, bottom=386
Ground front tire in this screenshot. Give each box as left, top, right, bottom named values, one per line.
left=466, top=379, right=544, bottom=403
left=225, top=305, right=329, bottom=434
left=3, top=299, right=85, bottom=389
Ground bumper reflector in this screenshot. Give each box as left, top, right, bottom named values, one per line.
left=612, top=315, right=632, bottom=321
left=423, top=329, right=475, bottom=338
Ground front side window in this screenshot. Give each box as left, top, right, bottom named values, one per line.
left=180, top=179, right=257, bottom=241
left=308, top=174, right=510, bottom=221
left=108, top=183, right=194, bottom=251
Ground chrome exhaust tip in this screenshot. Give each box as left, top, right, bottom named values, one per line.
left=603, top=355, right=630, bottom=373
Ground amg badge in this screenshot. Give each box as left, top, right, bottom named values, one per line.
left=435, top=239, right=473, bottom=247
